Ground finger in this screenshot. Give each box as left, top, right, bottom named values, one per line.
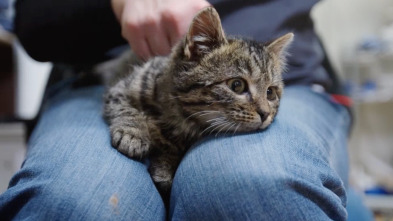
left=124, top=30, right=152, bottom=60
left=144, top=21, right=172, bottom=56
left=136, top=38, right=152, bottom=61
left=161, top=10, right=185, bottom=47
left=165, top=20, right=183, bottom=47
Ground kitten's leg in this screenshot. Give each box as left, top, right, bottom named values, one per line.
left=149, top=153, right=181, bottom=204
left=104, top=85, right=152, bottom=159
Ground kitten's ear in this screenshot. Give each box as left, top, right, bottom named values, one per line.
left=184, top=7, right=227, bottom=61
left=266, top=33, right=294, bottom=58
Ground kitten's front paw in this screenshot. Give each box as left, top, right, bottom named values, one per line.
left=111, top=127, right=150, bottom=158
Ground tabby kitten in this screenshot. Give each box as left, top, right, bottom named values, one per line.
left=104, top=7, right=293, bottom=201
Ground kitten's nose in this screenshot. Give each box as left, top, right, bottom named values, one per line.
left=257, top=110, right=269, bottom=122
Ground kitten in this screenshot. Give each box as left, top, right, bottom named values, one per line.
left=104, top=7, right=293, bottom=202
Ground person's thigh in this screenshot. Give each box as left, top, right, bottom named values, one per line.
left=170, top=85, right=351, bottom=221
left=0, top=86, right=165, bottom=221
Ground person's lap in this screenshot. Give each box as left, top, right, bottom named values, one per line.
left=0, top=84, right=351, bottom=220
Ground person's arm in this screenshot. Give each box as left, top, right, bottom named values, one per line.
left=14, top=0, right=125, bottom=64
left=14, top=0, right=210, bottom=64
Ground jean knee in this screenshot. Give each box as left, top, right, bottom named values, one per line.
left=170, top=134, right=347, bottom=220
left=14, top=175, right=124, bottom=220
left=171, top=156, right=291, bottom=219
left=2, top=160, right=166, bottom=221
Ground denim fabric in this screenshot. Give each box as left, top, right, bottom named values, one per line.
left=170, top=86, right=351, bottom=220
left=0, top=0, right=12, bottom=31
left=0, top=86, right=166, bottom=220
left=0, top=85, right=352, bottom=220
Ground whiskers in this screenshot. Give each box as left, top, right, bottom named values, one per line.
left=201, top=117, right=240, bottom=137
left=168, top=94, right=242, bottom=137
left=185, top=110, right=221, bottom=121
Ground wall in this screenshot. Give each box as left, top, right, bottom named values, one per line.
left=312, top=0, right=393, bottom=77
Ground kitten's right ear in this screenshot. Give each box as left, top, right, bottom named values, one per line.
left=184, top=7, right=227, bottom=61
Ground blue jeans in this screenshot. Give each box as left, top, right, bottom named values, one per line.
left=0, top=85, right=351, bottom=220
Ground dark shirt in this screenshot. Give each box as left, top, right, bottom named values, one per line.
left=14, top=0, right=339, bottom=91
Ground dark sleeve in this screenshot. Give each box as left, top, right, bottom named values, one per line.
left=14, top=0, right=127, bottom=64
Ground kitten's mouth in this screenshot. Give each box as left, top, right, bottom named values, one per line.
left=239, top=117, right=273, bottom=132
left=259, top=115, right=273, bottom=130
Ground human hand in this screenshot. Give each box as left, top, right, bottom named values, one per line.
left=111, top=0, right=211, bottom=60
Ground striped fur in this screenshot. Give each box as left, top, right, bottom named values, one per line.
left=104, top=7, right=293, bottom=203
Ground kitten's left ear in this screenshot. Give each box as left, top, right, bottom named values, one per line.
left=184, top=7, right=227, bottom=61
left=266, top=33, right=294, bottom=59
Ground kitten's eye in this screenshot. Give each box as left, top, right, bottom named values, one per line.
left=227, top=78, right=248, bottom=94
left=267, top=87, right=276, bottom=100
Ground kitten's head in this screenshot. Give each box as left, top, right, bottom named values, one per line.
left=170, top=7, right=293, bottom=133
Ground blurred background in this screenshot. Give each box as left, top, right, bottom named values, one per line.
left=313, top=1, right=393, bottom=219
left=1, top=0, right=393, bottom=219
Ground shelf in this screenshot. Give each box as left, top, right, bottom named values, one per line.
left=363, top=195, right=393, bottom=212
